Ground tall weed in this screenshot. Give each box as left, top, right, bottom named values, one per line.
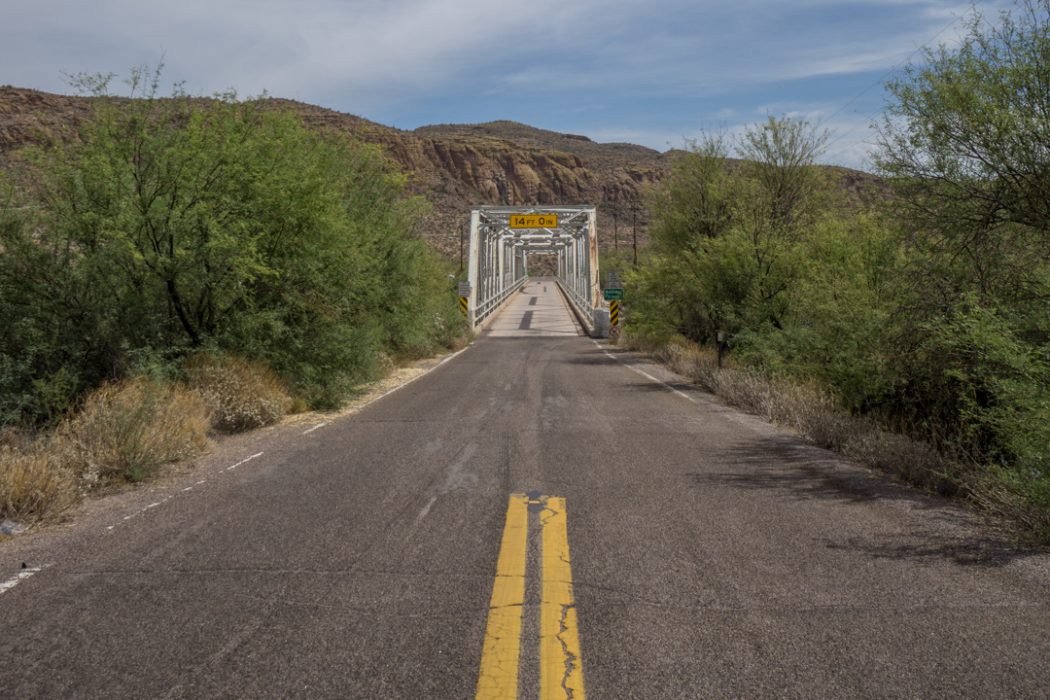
left=0, top=446, right=78, bottom=523
left=185, top=354, right=289, bottom=433
left=59, top=378, right=210, bottom=482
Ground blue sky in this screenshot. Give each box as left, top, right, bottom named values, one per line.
left=2, top=0, right=1011, bottom=170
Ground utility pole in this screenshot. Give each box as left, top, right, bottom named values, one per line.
left=631, top=204, right=639, bottom=266
left=459, top=221, right=465, bottom=274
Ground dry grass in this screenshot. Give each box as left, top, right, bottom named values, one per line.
left=1, top=378, right=212, bottom=523
left=968, top=470, right=1050, bottom=544
left=0, top=446, right=78, bottom=523
left=0, top=358, right=295, bottom=529
left=634, top=336, right=962, bottom=496
left=58, top=378, right=211, bottom=483
left=185, top=353, right=290, bottom=433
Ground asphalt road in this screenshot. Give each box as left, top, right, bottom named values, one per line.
left=2, top=279, right=1049, bottom=699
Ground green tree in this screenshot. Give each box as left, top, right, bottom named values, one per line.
left=738, top=116, right=829, bottom=231
left=877, top=0, right=1050, bottom=308
left=634, top=118, right=829, bottom=345
left=876, top=0, right=1050, bottom=469
left=0, top=67, right=464, bottom=422
left=732, top=213, right=901, bottom=412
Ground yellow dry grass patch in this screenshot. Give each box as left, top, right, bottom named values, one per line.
left=185, top=353, right=290, bottom=433
left=59, top=378, right=211, bottom=483
left=0, top=446, right=78, bottom=524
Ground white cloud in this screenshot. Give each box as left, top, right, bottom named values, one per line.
left=0, top=0, right=1013, bottom=170
left=3, top=0, right=608, bottom=100
left=4, top=1, right=1006, bottom=98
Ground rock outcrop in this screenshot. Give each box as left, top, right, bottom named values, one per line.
left=0, top=87, right=884, bottom=259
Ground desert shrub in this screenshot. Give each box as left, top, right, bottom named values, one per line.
left=0, top=446, right=78, bottom=523
left=59, top=378, right=210, bottom=482
left=185, top=353, right=289, bottom=432
left=0, top=67, right=468, bottom=428
left=885, top=302, right=1050, bottom=465
left=971, top=467, right=1050, bottom=544
left=842, top=428, right=958, bottom=492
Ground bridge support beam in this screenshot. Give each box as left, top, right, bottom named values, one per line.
left=466, top=206, right=602, bottom=333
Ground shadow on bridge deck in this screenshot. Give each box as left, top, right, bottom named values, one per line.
left=484, top=279, right=581, bottom=338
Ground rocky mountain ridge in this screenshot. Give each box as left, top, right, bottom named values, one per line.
left=0, top=86, right=881, bottom=258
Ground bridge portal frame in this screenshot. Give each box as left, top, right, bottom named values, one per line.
left=467, top=205, right=601, bottom=330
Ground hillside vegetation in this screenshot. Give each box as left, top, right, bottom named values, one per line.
left=624, top=0, right=1050, bottom=542
left=0, top=69, right=465, bottom=524
left=0, top=82, right=887, bottom=259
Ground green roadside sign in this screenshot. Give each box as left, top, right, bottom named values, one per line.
left=603, top=288, right=625, bottom=301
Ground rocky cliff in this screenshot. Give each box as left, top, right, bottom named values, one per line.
left=0, top=87, right=667, bottom=257
left=0, top=86, right=882, bottom=259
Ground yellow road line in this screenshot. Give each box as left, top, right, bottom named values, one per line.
left=476, top=494, right=529, bottom=700
left=540, top=496, right=586, bottom=700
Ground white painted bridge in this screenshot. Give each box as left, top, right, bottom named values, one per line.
left=464, top=205, right=608, bottom=335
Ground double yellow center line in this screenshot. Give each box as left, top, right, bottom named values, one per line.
left=476, top=494, right=586, bottom=700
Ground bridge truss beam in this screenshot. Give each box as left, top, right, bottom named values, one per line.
left=467, top=205, right=600, bottom=330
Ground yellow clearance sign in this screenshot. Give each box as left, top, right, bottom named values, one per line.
left=509, top=213, right=559, bottom=229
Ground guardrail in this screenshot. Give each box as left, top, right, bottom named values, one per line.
left=554, top=277, right=606, bottom=337
left=472, top=276, right=528, bottom=327
left=558, top=274, right=591, bottom=317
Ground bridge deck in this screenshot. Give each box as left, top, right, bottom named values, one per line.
left=485, top=278, right=581, bottom=337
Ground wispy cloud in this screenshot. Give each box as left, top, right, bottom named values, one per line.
left=0, top=0, right=1014, bottom=169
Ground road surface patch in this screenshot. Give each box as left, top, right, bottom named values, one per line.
left=593, top=340, right=696, bottom=403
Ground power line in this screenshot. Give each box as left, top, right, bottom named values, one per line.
left=820, top=11, right=966, bottom=128
left=819, top=10, right=969, bottom=160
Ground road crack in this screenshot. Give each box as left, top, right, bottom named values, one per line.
left=557, top=601, right=580, bottom=699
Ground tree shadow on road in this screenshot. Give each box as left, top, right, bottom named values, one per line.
left=820, top=532, right=1038, bottom=568
left=565, top=354, right=620, bottom=366
left=564, top=347, right=637, bottom=365
left=688, top=434, right=1044, bottom=568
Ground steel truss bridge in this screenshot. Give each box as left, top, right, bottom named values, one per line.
left=465, top=205, right=605, bottom=333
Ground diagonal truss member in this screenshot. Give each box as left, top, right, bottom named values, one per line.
left=467, top=205, right=601, bottom=330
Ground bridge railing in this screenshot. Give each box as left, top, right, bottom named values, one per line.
left=467, top=206, right=601, bottom=333
left=473, top=274, right=528, bottom=326
left=558, top=267, right=592, bottom=314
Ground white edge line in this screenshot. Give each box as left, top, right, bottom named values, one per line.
left=414, top=495, right=438, bottom=525
left=369, top=345, right=472, bottom=406
left=298, top=345, right=472, bottom=433
left=632, top=367, right=697, bottom=403
left=302, top=421, right=331, bottom=435
left=439, top=345, right=471, bottom=366
left=0, top=566, right=44, bottom=595
left=227, top=452, right=264, bottom=471
left=593, top=339, right=697, bottom=403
